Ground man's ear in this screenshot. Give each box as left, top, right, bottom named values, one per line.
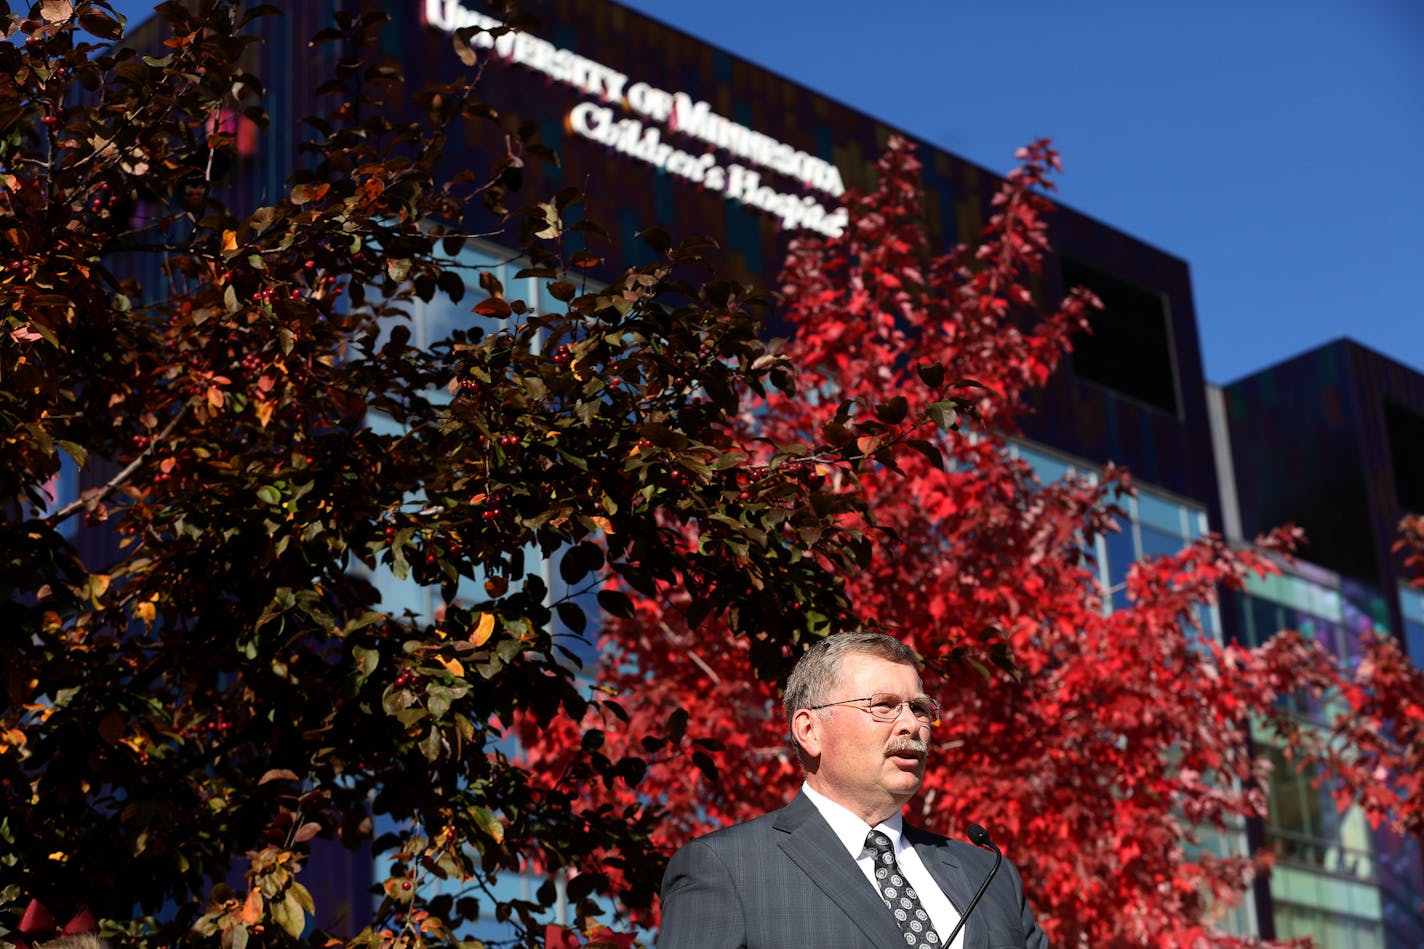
left=792, top=708, right=823, bottom=762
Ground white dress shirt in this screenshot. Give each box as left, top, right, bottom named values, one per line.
left=802, top=782, right=965, bottom=948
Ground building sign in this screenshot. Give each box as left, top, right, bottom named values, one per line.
left=423, top=0, right=848, bottom=238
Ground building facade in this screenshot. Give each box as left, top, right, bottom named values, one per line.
left=111, top=0, right=1424, bottom=943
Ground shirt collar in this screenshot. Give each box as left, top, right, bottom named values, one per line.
left=801, top=781, right=907, bottom=857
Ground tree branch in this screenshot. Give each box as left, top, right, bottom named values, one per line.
left=47, top=405, right=188, bottom=526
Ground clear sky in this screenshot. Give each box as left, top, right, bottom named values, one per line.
left=105, top=0, right=1424, bottom=383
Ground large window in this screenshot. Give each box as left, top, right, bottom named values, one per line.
left=1400, top=585, right=1424, bottom=665
left=1012, top=440, right=1213, bottom=631
left=1273, top=897, right=1384, bottom=949
left=1060, top=256, right=1181, bottom=417
left=1240, top=570, right=1388, bottom=947
left=1384, top=401, right=1424, bottom=514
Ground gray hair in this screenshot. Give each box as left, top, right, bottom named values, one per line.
left=38, top=937, right=111, bottom=949
left=784, top=632, right=919, bottom=757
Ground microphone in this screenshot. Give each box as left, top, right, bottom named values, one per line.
left=939, top=823, right=1002, bottom=948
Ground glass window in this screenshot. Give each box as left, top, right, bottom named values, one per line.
left=1103, top=518, right=1136, bottom=612
left=1137, top=490, right=1186, bottom=537
left=41, top=450, right=81, bottom=537
left=1249, top=595, right=1283, bottom=649
left=1194, top=603, right=1220, bottom=644
left=415, top=293, right=473, bottom=350
left=1406, top=617, right=1424, bottom=667
left=1015, top=442, right=1071, bottom=486
left=1397, top=586, right=1424, bottom=665
left=1140, top=525, right=1184, bottom=561
left=1005, top=440, right=1211, bottom=619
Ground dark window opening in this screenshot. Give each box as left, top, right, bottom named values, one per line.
left=1385, top=400, right=1424, bottom=514
left=1061, top=256, right=1180, bottom=417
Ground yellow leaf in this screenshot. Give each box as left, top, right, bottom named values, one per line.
left=254, top=400, right=273, bottom=428
left=437, top=656, right=465, bottom=677
left=470, top=612, right=495, bottom=647
left=290, top=881, right=315, bottom=914
left=47, top=850, right=67, bottom=861
left=241, top=888, right=263, bottom=925
left=222, top=229, right=238, bottom=253
left=273, top=892, right=304, bottom=938
left=135, top=599, right=156, bottom=628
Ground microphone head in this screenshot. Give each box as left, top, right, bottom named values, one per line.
left=967, top=823, right=993, bottom=848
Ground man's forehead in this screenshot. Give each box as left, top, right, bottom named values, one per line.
left=838, top=653, right=923, bottom=686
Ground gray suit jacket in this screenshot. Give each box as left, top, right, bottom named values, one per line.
left=659, top=791, right=1047, bottom=948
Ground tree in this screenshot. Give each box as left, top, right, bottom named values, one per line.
left=1298, top=515, right=1424, bottom=840
left=523, top=136, right=1424, bottom=946
left=0, top=3, right=880, bottom=946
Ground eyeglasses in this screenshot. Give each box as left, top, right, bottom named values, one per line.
left=806, top=692, right=940, bottom=727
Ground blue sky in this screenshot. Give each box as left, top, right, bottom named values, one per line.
left=105, top=0, right=1424, bottom=382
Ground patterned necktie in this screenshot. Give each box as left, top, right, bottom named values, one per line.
left=865, top=829, right=941, bottom=946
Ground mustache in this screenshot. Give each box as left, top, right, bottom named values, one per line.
left=885, top=736, right=928, bottom=757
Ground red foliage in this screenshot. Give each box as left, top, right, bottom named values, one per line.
left=520, top=138, right=1422, bottom=945
left=1397, top=514, right=1424, bottom=587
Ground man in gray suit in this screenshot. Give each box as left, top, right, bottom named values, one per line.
left=659, top=632, right=1048, bottom=948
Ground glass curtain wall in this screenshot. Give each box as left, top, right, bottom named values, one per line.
left=1012, top=440, right=1254, bottom=936
left=1238, top=570, right=1387, bottom=947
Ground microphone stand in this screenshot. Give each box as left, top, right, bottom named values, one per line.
left=938, top=823, right=1002, bottom=947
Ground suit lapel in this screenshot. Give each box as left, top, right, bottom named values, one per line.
left=773, top=793, right=906, bottom=948
left=907, top=825, right=982, bottom=949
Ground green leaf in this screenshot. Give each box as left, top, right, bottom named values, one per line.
left=290, top=881, right=315, bottom=914
left=272, top=890, right=304, bottom=938
left=419, top=726, right=443, bottom=761
left=928, top=401, right=959, bottom=432
left=352, top=645, right=378, bottom=682
left=469, top=806, right=504, bottom=843
left=56, top=440, right=88, bottom=468
left=256, top=485, right=281, bottom=504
